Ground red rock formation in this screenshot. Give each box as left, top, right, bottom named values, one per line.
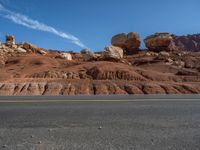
left=22, top=42, right=46, bottom=54
left=5, top=35, right=15, bottom=47
left=144, top=32, right=177, bottom=52
left=0, top=34, right=200, bottom=95
left=111, top=32, right=141, bottom=55
left=172, top=34, right=200, bottom=51
left=102, top=45, right=123, bottom=61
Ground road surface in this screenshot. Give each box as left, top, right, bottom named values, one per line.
left=0, top=95, right=200, bottom=150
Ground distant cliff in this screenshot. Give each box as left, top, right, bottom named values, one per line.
left=172, top=34, right=200, bottom=51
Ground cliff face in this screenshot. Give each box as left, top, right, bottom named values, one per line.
left=172, top=34, right=200, bottom=51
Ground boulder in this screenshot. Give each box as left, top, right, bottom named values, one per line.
left=84, top=52, right=101, bottom=61
left=102, top=45, right=123, bottom=61
left=56, top=53, right=72, bottom=60
left=159, top=51, right=170, bottom=57
left=81, top=49, right=90, bottom=54
left=5, top=35, right=15, bottom=47
left=111, top=32, right=141, bottom=55
left=22, top=42, right=46, bottom=54
left=22, top=42, right=37, bottom=53
left=15, top=47, right=27, bottom=53
left=36, top=48, right=47, bottom=55
left=144, top=32, right=177, bottom=52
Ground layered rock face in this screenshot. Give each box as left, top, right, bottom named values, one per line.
left=1, top=33, right=200, bottom=95
left=144, top=33, right=177, bottom=52
left=172, top=34, right=200, bottom=51
left=111, top=32, right=141, bottom=54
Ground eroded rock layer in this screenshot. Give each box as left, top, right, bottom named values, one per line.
left=1, top=34, right=200, bottom=95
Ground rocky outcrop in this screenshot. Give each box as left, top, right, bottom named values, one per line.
left=56, top=53, right=72, bottom=60
left=1, top=36, right=46, bottom=55
left=111, top=32, right=141, bottom=55
left=1, top=33, right=200, bottom=95
left=86, top=66, right=146, bottom=81
left=144, top=32, right=177, bottom=52
left=15, top=47, right=27, bottom=53
left=0, top=41, right=3, bottom=49
left=0, top=81, right=200, bottom=95
left=83, top=52, right=101, bottom=61
left=22, top=42, right=46, bottom=55
left=81, top=49, right=90, bottom=54
left=26, top=71, right=81, bottom=79
left=102, top=45, right=123, bottom=61
left=0, top=55, right=6, bottom=68
left=172, top=34, right=200, bottom=51
left=5, top=35, right=15, bottom=47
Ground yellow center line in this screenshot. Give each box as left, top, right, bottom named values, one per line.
left=0, top=99, right=199, bottom=103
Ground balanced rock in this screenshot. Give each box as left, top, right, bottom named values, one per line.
left=111, top=32, right=141, bottom=55
left=56, top=53, right=72, bottom=60
left=144, top=32, right=176, bottom=52
left=5, top=35, right=15, bottom=47
left=102, top=45, right=123, bottom=61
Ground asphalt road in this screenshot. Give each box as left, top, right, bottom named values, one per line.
left=0, top=95, right=200, bottom=150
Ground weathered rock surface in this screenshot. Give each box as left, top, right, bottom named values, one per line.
left=111, top=32, right=141, bottom=54
left=5, top=35, right=15, bottom=47
left=56, top=53, right=72, bottom=60
left=0, top=41, right=3, bottom=49
left=0, top=56, right=5, bottom=68
left=0, top=81, right=200, bottom=95
left=15, top=47, right=27, bottom=53
left=81, top=49, right=90, bottom=54
left=144, top=32, right=177, bottom=52
left=1, top=34, right=200, bottom=95
left=172, top=34, right=200, bottom=51
left=102, top=45, right=123, bottom=61
left=22, top=42, right=46, bottom=54
left=83, top=52, right=101, bottom=61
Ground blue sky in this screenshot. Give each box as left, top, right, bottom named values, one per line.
left=0, top=0, right=199, bottom=51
